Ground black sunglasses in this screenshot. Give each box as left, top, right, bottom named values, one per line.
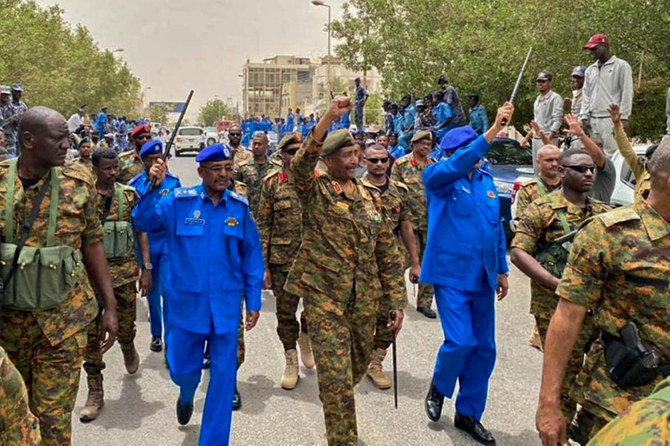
left=563, top=164, right=596, bottom=173
left=366, top=157, right=389, bottom=164
left=229, top=132, right=241, bottom=137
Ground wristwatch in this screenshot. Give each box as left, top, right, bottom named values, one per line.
left=142, top=262, right=153, bottom=271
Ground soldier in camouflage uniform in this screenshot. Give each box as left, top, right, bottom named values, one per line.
left=537, top=139, right=670, bottom=445
left=258, top=132, right=314, bottom=390
left=361, top=144, right=419, bottom=390
left=79, top=148, right=153, bottom=422
left=390, top=130, right=437, bottom=318
left=0, top=107, right=118, bottom=445
left=0, top=345, right=41, bottom=445
left=234, top=131, right=281, bottom=216
left=511, top=149, right=610, bottom=429
left=117, top=124, right=152, bottom=184
left=72, top=136, right=94, bottom=172
left=587, top=376, right=670, bottom=445
left=285, top=97, right=406, bottom=445
left=227, top=124, right=253, bottom=171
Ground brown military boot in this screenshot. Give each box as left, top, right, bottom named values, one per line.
left=367, top=348, right=391, bottom=390
left=297, top=332, right=315, bottom=369
left=80, top=374, right=104, bottom=422
left=528, top=324, right=543, bottom=352
left=121, top=343, right=140, bottom=374
left=280, top=349, right=299, bottom=390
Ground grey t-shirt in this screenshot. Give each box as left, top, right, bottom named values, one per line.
left=588, top=157, right=616, bottom=203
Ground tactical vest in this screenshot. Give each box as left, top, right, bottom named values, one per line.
left=102, top=185, right=134, bottom=260
left=535, top=209, right=572, bottom=278
left=1, top=160, right=83, bottom=310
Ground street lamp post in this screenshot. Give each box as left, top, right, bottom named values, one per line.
left=312, top=0, right=332, bottom=94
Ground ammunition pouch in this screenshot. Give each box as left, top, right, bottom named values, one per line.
left=102, top=221, right=134, bottom=260
left=1, top=244, right=82, bottom=310
left=536, top=241, right=572, bottom=278
left=602, top=330, right=670, bottom=389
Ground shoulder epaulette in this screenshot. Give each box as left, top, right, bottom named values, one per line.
left=116, top=182, right=136, bottom=193
left=270, top=158, right=282, bottom=167
left=166, top=172, right=179, bottom=179
left=359, top=178, right=377, bottom=191
left=395, top=155, right=411, bottom=165
left=479, top=168, right=492, bottom=178
left=597, top=205, right=640, bottom=228
left=238, top=158, right=253, bottom=167
left=128, top=172, right=144, bottom=185
left=357, top=182, right=375, bottom=201
left=262, top=170, right=280, bottom=183
left=229, top=191, right=249, bottom=206
left=392, top=180, right=409, bottom=192
left=62, top=163, right=94, bottom=185
left=521, top=177, right=539, bottom=187
left=118, top=150, right=135, bottom=159
left=174, top=187, right=197, bottom=198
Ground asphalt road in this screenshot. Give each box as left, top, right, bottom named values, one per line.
left=72, top=153, right=543, bottom=446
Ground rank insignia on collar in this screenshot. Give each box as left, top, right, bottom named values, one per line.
left=332, top=182, right=343, bottom=195
left=226, top=217, right=239, bottom=227
left=487, top=190, right=496, bottom=199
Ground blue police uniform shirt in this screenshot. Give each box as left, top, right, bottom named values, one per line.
left=404, top=104, right=416, bottom=130
left=421, top=135, right=508, bottom=292
left=432, top=102, right=454, bottom=141
left=129, top=170, right=181, bottom=249
left=286, top=113, right=295, bottom=131
left=132, top=184, right=263, bottom=335
left=394, top=114, right=405, bottom=134
left=469, top=104, right=489, bottom=135
left=389, top=145, right=405, bottom=159
left=339, top=110, right=351, bottom=129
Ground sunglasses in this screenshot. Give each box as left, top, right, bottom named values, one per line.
left=229, top=132, right=241, bottom=137
left=366, top=157, right=389, bottom=164
left=563, top=164, right=596, bottom=173
left=283, top=148, right=299, bottom=155
left=136, top=134, right=152, bottom=140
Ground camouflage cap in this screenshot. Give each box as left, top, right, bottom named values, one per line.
left=411, top=130, right=433, bottom=143
left=278, top=132, right=303, bottom=151
left=322, top=129, right=356, bottom=156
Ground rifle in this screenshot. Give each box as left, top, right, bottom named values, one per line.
left=149, top=90, right=194, bottom=189
left=501, top=47, right=533, bottom=126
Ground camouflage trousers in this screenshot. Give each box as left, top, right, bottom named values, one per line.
left=0, top=313, right=87, bottom=446
left=414, top=230, right=434, bottom=309
left=536, top=313, right=597, bottom=424
left=0, top=346, right=41, bottom=445
left=84, top=281, right=137, bottom=375
left=271, top=267, right=307, bottom=351
left=305, top=290, right=376, bottom=446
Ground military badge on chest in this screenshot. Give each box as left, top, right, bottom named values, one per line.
left=185, top=209, right=205, bottom=225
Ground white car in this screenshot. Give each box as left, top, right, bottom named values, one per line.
left=174, top=126, right=204, bottom=156
left=200, top=127, right=219, bottom=148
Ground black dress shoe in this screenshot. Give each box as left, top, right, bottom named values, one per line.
left=425, top=379, right=444, bottom=422
left=232, top=386, right=241, bottom=411
left=150, top=336, right=163, bottom=352
left=454, top=413, right=496, bottom=445
left=176, top=397, right=194, bottom=425
left=417, top=306, right=437, bottom=319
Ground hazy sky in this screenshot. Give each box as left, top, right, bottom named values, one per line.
left=36, top=0, right=344, bottom=113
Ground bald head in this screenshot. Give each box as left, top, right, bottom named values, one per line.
left=536, top=144, right=561, bottom=180
left=18, top=106, right=66, bottom=147
left=537, top=144, right=560, bottom=161
left=18, top=106, right=70, bottom=168
left=648, top=138, right=670, bottom=191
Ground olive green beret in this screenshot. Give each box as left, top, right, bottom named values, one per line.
left=411, top=130, right=433, bottom=143
left=278, top=132, right=303, bottom=151
left=322, top=129, right=356, bottom=156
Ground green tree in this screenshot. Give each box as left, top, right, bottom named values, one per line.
left=365, top=92, right=383, bottom=126
left=198, top=99, right=232, bottom=127
left=148, top=104, right=168, bottom=124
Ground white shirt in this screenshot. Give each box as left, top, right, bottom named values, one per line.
left=68, top=113, right=83, bottom=132
left=533, top=90, right=563, bottom=135
left=579, top=55, right=633, bottom=120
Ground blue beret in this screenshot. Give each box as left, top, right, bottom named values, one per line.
left=139, top=139, right=163, bottom=157
left=440, top=126, right=478, bottom=152
left=195, top=143, right=233, bottom=163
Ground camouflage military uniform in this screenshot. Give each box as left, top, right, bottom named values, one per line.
left=117, top=150, right=143, bottom=184
left=0, top=161, right=101, bottom=445
left=556, top=194, right=670, bottom=440
left=232, top=146, right=253, bottom=172
left=258, top=169, right=307, bottom=351
left=73, top=157, right=93, bottom=173
left=285, top=133, right=406, bottom=445
left=83, top=183, right=140, bottom=376
left=512, top=189, right=610, bottom=421
left=514, top=176, right=560, bottom=217
left=0, top=345, right=41, bottom=445
left=390, top=152, right=434, bottom=309
left=361, top=177, right=412, bottom=351
left=234, top=157, right=281, bottom=216
left=587, top=376, right=670, bottom=445
left=613, top=121, right=650, bottom=196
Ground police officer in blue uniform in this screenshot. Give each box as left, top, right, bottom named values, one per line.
left=421, top=103, right=514, bottom=446
left=132, top=143, right=263, bottom=445
left=129, top=140, right=181, bottom=355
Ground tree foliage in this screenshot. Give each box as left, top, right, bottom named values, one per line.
left=198, top=99, right=232, bottom=127
left=332, top=0, right=670, bottom=139
left=0, top=0, right=142, bottom=119
left=148, top=104, right=168, bottom=124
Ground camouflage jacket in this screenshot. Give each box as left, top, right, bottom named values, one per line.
left=556, top=195, right=670, bottom=419
left=587, top=376, right=670, bottom=445
left=228, top=178, right=248, bottom=198
left=232, top=146, right=253, bottom=172
left=361, top=177, right=412, bottom=235
left=284, top=133, right=406, bottom=312
left=98, top=182, right=140, bottom=286
left=513, top=189, right=610, bottom=316
left=257, top=169, right=303, bottom=272
left=613, top=122, right=651, bottom=196
left=117, top=150, right=143, bottom=184
left=0, top=346, right=40, bottom=444
left=390, top=152, right=434, bottom=232
left=0, top=161, right=101, bottom=345
left=514, top=176, right=561, bottom=217
left=234, top=157, right=281, bottom=216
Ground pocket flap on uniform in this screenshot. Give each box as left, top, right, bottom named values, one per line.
left=270, top=237, right=292, bottom=246
left=273, top=199, right=292, bottom=210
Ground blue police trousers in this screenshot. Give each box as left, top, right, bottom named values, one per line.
left=432, top=285, right=496, bottom=421
left=147, top=248, right=170, bottom=341
left=169, top=326, right=237, bottom=446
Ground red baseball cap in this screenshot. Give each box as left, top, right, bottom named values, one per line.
left=130, top=124, right=152, bottom=139
left=583, top=34, right=609, bottom=50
